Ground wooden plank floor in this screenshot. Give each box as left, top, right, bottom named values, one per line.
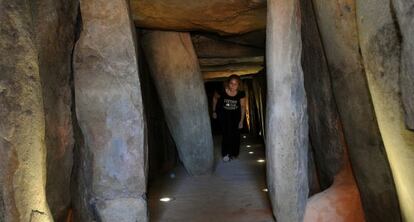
left=148, top=135, right=275, bottom=222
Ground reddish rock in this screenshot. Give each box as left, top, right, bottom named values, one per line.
left=31, top=0, right=79, bottom=220
left=312, top=0, right=401, bottom=220
left=304, top=155, right=365, bottom=222
left=130, top=0, right=266, bottom=35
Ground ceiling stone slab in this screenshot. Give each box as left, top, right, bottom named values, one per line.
left=195, top=30, right=266, bottom=48
left=199, top=56, right=264, bottom=66
left=200, top=63, right=263, bottom=72
left=202, top=68, right=263, bottom=80
left=192, top=35, right=264, bottom=58
left=130, top=0, right=266, bottom=35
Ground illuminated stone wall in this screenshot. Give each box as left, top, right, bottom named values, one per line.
left=357, top=0, right=414, bottom=220
left=0, top=1, right=53, bottom=221
left=265, top=0, right=309, bottom=221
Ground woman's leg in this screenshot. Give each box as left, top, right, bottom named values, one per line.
left=232, top=129, right=241, bottom=157
left=229, top=114, right=241, bottom=158
left=220, top=114, right=231, bottom=157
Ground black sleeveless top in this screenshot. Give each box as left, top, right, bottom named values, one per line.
left=217, top=88, right=246, bottom=114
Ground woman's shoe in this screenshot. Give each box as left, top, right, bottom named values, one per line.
left=223, top=155, right=230, bottom=162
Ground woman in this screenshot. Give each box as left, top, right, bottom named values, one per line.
left=212, top=75, right=246, bottom=162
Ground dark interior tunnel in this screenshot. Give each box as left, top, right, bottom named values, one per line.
left=1, top=0, right=414, bottom=222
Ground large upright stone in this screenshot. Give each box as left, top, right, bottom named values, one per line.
left=31, top=0, right=79, bottom=220
left=265, top=0, right=309, bottom=221
left=392, top=0, right=414, bottom=130
left=73, top=0, right=147, bottom=221
left=0, top=1, right=53, bottom=221
left=141, top=31, right=214, bottom=176
left=357, top=0, right=414, bottom=221
left=300, top=0, right=346, bottom=189
left=312, top=0, right=401, bottom=221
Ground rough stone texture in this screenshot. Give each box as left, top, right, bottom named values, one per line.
left=357, top=1, right=414, bottom=221
left=301, top=1, right=366, bottom=220
left=31, top=0, right=79, bottom=220
left=130, top=0, right=266, bottom=35
left=193, top=32, right=266, bottom=79
left=202, top=70, right=263, bottom=81
left=201, top=63, right=263, bottom=73
left=392, top=0, right=414, bottom=130
left=199, top=56, right=264, bottom=67
left=71, top=117, right=94, bottom=222
left=304, top=154, right=365, bottom=222
left=217, top=30, right=266, bottom=48
left=97, top=198, right=147, bottom=222
left=307, top=147, right=321, bottom=196
left=300, top=0, right=345, bottom=189
left=0, top=1, right=53, bottom=221
left=138, top=46, right=178, bottom=180
left=312, top=0, right=401, bottom=221
left=194, top=31, right=266, bottom=49
left=265, top=0, right=309, bottom=221
left=201, top=63, right=264, bottom=80
left=141, top=31, right=214, bottom=176
left=73, top=0, right=147, bottom=221
left=192, top=35, right=264, bottom=58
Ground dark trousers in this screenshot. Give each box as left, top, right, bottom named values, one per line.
left=219, top=110, right=241, bottom=157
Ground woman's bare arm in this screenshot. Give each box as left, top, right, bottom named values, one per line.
left=239, top=97, right=246, bottom=128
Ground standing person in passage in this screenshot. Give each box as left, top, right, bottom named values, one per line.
left=212, top=75, right=246, bottom=162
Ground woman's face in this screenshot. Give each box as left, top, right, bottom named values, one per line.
left=228, top=79, right=240, bottom=91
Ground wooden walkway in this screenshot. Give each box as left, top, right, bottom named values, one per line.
left=148, top=135, right=275, bottom=222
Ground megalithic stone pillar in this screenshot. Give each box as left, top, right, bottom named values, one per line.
left=265, top=0, right=309, bottom=221
left=73, top=0, right=147, bottom=221
left=357, top=0, right=414, bottom=220
left=312, top=0, right=401, bottom=221
left=392, top=0, right=414, bottom=130
left=0, top=1, right=53, bottom=221
left=141, top=31, right=214, bottom=176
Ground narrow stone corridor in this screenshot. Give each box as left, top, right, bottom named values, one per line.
left=2, top=0, right=414, bottom=221
left=148, top=135, right=274, bottom=222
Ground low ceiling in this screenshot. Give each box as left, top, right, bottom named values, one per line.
left=193, top=32, right=265, bottom=80
left=132, top=0, right=267, bottom=80
left=130, top=0, right=266, bottom=35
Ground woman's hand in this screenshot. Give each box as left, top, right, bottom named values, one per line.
left=238, top=121, right=243, bottom=129
left=212, top=112, right=217, bottom=119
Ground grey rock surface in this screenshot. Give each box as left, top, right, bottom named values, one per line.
left=301, top=0, right=346, bottom=189
left=392, top=0, right=414, bottom=130
left=357, top=0, right=414, bottom=220
left=265, top=0, right=309, bottom=221
left=73, top=0, right=147, bottom=221
left=97, top=198, right=147, bottom=222
left=142, top=31, right=214, bottom=176
left=312, top=0, right=401, bottom=221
